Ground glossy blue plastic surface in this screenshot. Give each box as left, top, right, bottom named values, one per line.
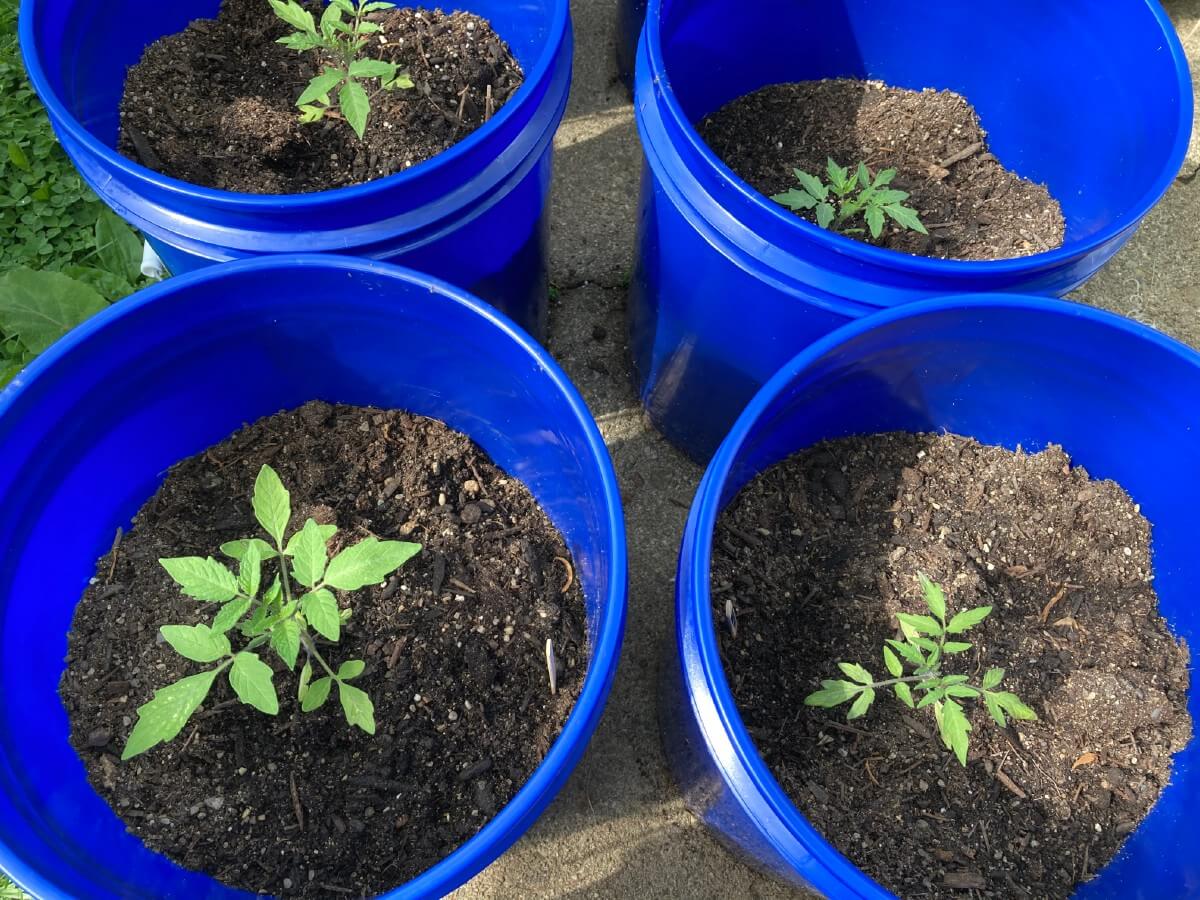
left=19, top=0, right=572, bottom=340
left=667, top=295, right=1200, bottom=899
left=0, top=256, right=627, bottom=900
left=631, top=0, right=1194, bottom=462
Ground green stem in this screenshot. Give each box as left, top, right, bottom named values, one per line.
left=300, top=630, right=339, bottom=680
left=869, top=672, right=940, bottom=691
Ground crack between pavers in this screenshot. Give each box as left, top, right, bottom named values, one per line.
left=552, top=278, right=630, bottom=293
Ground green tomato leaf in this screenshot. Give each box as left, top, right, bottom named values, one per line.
left=277, top=32, right=324, bottom=50
left=815, top=202, right=835, bottom=229
left=270, top=618, right=301, bottom=669
left=916, top=687, right=946, bottom=709
left=121, top=670, right=217, bottom=759
left=804, top=679, right=860, bottom=708
left=865, top=205, right=884, bottom=239
left=984, top=693, right=1007, bottom=728
left=297, top=69, right=345, bottom=107
left=792, top=169, right=828, bottom=201
left=349, top=59, right=397, bottom=79
left=289, top=518, right=329, bottom=588
left=919, top=574, right=946, bottom=621
left=159, top=556, right=239, bottom=602
left=298, top=660, right=314, bottom=701
left=221, top=537, right=277, bottom=562
left=846, top=687, right=875, bottom=721
left=940, top=699, right=972, bottom=766
left=943, top=641, right=973, bottom=654
left=872, top=189, right=910, bottom=205
left=873, top=168, right=897, bottom=187
left=238, top=539, right=263, bottom=598
left=771, top=188, right=819, bottom=211
left=0, top=267, right=107, bottom=355
left=301, top=675, right=332, bottom=712
left=896, top=612, right=943, bottom=636
left=882, top=645, right=902, bottom=678
left=159, top=623, right=231, bottom=663
left=992, top=691, right=1037, bottom=721
left=253, top=464, right=291, bottom=547
left=385, top=71, right=415, bottom=90
left=982, top=667, right=1005, bottom=690
left=211, top=597, right=252, bottom=634
left=324, top=538, right=421, bottom=591
left=269, top=0, right=316, bottom=34
left=838, top=662, right=874, bottom=686
left=883, top=203, right=928, bottom=234
left=946, top=605, right=992, bottom=634
left=338, top=659, right=366, bottom=681
left=338, top=681, right=376, bottom=734
left=301, top=588, right=340, bottom=642
left=284, top=523, right=337, bottom=556
left=945, top=685, right=980, bottom=699
left=887, top=639, right=926, bottom=668
left=825, top=158, right=848, bottom=191
left=894, top=682, right=915, bottom=708
left=229, top=652, right=279, bottom=715
left=339, top=80, right=370, bottom=139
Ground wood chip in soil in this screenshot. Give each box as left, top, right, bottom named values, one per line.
left=60, top=402, right=587, bottom=897
left=698, top=79, right=1066, bottom=261
left=118, top=0, right=524, bottom=193
left=711, top=432, right=1190, bottom=899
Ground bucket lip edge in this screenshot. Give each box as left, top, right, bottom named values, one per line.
left=681, top=292, right=1200, bottom=897
left=638, top=0, right=1195, bottom=279
left=17, top=0, right=572, bottom=210
left=0, top=253, right=629, bottom=900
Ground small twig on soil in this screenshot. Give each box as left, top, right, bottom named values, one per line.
left=197, top=698, right=240, bottom=719
left=823, top=720, right=872, bottom=739
left=387, top=637, right=405, bottom=670
left=865, top=756, right=882, bottom=786
left=553, top=556, right=574, bottom=595
left=105, top=527, right=123, bottom=584
left=455, top=85, right=468, bottom=124
left=318, top=884, right=354, bottom=895
left=448, top=577, right=476, bottom=595
left=994, top=765, right=1028, bottom=800
left=485, top=83, right=494, bottom=121
left=1040, top=584, right=1068, bottom=623
left=179, top=724, right=200, bottom=754
left=938, top=141, right=984, bottom=168
left=290, top=771, right=306, bottom=831
left=944, top=871, right=986, bottom=891
left=545, top=639, right=558, bottom=695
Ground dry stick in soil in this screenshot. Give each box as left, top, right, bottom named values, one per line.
left=805, top=574, right=1036, bottom=765
left=122, top=463, right=421, bottom=759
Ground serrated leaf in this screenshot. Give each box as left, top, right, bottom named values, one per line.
left=337, top=659, right=365, bottom=680
left=269, top=0, right=316, bottom=34
left=873, top=168, right=897, bottom=187
left=0, top=267, right=107, bottom=354
left=320, top=1, right=343, bottom=35
left=846, top=687, right=875, bottom=721
left=160, top=624, right=230, bottom=663
left=804, top=679, right=860, bottom=708
left=792, top=169, right=828, bottom=200
left=349, top=59, right=397, bottom=79
left=919, top=574, right=946, bottom=621
left=883, top=203, right=928, bottom=234
left=221, top=537, right=277, bottom=562
left=290, top=518, right=329, bottom=588
left=912, top=636, right=939, bottom=654
left=825, top=158, right=848, bottom=190
left=941, top=674, right=970, bottom=686
left=338, top=681, right=376, bottom=734
left=301, top=676, right=332, bottom=712
left=856, top=162, right=871, bottom=189
left=301, top=588, right=340, bottom=642
left=159, top=556, right=238, bottom=602
left=896, top=612, right=943, bottom=636
left=330, top=0, right=355, bottom=12
left=362, top=1, right=395, bottom=11
left=357, top=21, right=381, bottom=33
left=916, top=687, right=945, bottom=709
left=940, top=699, right=972, bottom=766
left=771, top=188, right=819, bottom=211
left=298, top=70, right=345, bottom=107
left=121, top=670, right=218, bottom=759
left=339, top=80, right=370, bottom=139
left=945, top=685, right=980, bottom=699
left=271, top=618, right=301, bottom=669
left=982, top=667, right=1005, bottom=690
left=253, top=465, right=291, bottom=546
left=298, top=661, right=314, bottom=701
left=815, top=202, right=835, bottom=229
left=895, top=682, right=915, bottom=708
left=888, top=639, right=925, bottom=668
left=385, top=71, right=415, bottom=90
left=946, top=605, right=992, bottom=634
left=992, top=691, right=1037, bottom=721
left=277, top=32, right=324, bottom=50
left=238, top=540, right=262, bottom=598
left=882, top=646, right=902, bottom=678
left=212, top=597, right=252, bottom=634
left=324, top=538, right=420, bottom=591
left=865, top=205, right=884, bottom=239
left=94, top=209, right=142, bottom=284
left=283, top=524, right=338, bottom=556
left=229, top=652, right=279, bottom=715
left=984, top=693, right=1007, bottom=728
left=943, top=641, right=972, bottom=654
left=872, top=189, right=910, bottom=205
left=299, top=104, right=327, bottom=124
left=838, top=662, right=874, bottom=685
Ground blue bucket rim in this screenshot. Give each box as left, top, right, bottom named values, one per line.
left=0, top=254, right=629, bottom=900
left=682, top=293, right=1200, bottom=899
left=17, top=0, right=570, bottom=208
left=642, top=0, right=1194, bottom=277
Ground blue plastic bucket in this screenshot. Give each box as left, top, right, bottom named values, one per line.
left=632, top=0, right=1194, bottom=462
left=0, top=256, right=627, bottom=900
left=667, top=295, right=1200, bottom=899
left=18, top=0, right=572, bottom=340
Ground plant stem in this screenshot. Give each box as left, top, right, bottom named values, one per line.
left=869, top=672, right=939, bottom=690
left=300, top=631, right=339, bottom=680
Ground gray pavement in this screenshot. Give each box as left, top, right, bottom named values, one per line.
left=453, top=2, right=1200, bottom=896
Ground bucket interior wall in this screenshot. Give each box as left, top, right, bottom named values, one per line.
left=656, top=0, right=1185, bottom=241
left=36, top=0, right=557, bottom=149
left=0, top=262, right=618, bottom=899
left=708, top=303, right=1198, bottom=897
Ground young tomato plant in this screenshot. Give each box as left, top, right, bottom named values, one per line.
left=122, top=464, right=421, bottom=759
left=804, top=574, right=1036, bottom=766
left=772, top=158, right=928, bottom=240
left=270, top=0, right=414, bottom=139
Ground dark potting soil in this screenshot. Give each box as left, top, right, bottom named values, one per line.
left=698, top=80, right=1066, bottom=261
left=60, top=402, right=587, bottom=897
left=118, top=0, right=524, bottom=193
left=711, top=433, right=1191, bottom=899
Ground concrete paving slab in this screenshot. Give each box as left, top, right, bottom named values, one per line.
left=454, top=3, right=1198, bottom=897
